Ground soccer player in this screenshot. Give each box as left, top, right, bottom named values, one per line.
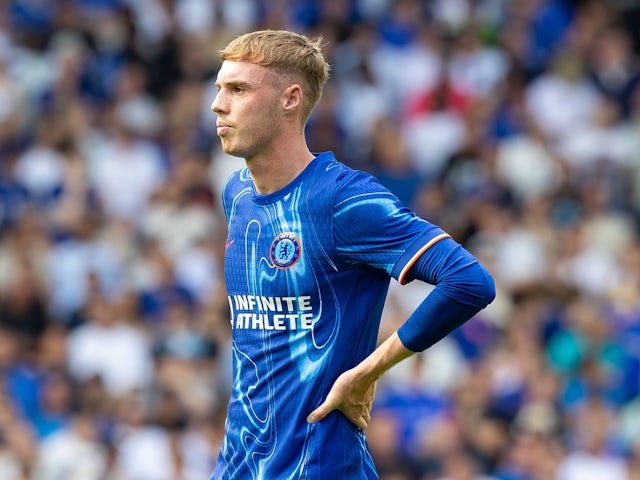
left=210, top=30, right=495, bottom=479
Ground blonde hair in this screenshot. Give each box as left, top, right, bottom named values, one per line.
left=219, top=30, right=331, bottom=122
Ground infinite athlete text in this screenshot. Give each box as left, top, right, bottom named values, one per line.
left=228, top=294, right=316, bottom=330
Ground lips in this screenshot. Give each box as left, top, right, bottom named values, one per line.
left=216, top=120, right=231, bottom=135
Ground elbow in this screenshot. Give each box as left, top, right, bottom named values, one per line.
left=443, top=261, right=496, bottom=310
left=477, top=266, right=496, bottom=308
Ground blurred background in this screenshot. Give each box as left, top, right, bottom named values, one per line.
left=0, top=0, right=639, bottom=478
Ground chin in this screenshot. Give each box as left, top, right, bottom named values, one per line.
left=219, top=140, right=236, bottom=155
left=221, top=145, right=245, bottom=159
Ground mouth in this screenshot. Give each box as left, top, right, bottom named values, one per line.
left=216, top=121, right=231, bottom=136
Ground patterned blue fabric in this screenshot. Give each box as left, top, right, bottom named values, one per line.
left=211, top=152, right=445, bottom=480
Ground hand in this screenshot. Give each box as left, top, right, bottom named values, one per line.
left=306, top=332, right=413, bottom=430
left=306, top=367, right=377, bottom=430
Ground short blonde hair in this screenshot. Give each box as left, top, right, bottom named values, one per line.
left=219, top=30, right=331, bottom=122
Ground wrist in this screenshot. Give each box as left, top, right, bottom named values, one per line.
left=354, top=332, right=414, bottom=382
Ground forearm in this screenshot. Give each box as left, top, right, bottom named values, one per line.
left=396, top=237, right=495, bottom=352
left=397, top=287, right=485, bottom=352
left=355, top=239, right=494, bottom=380
left=351, top=332, right=415, bottom=383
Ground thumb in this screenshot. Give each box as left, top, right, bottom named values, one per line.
left=306, top=398, right=336, bottom=424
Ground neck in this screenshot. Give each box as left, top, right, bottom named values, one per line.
left=246, top=141, right=315, bottom=195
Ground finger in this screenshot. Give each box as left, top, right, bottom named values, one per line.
left=306, top=400, right=335, bottom=424
left=352, top=415, right=368, bottom=430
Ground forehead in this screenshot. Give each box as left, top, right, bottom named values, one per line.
left=216, top=60, right=273, bottom=86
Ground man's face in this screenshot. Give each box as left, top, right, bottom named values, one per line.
left=211, top=61, right=283, bottom=159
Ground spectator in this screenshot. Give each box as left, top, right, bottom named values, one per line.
left=66, top=293, right=154, bottom=397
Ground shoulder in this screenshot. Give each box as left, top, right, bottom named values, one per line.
left=334, top=167, right=399, bottom=214
left=222, top=168, right=252, bottom=200
left=223, top=167, right=251, bottom=189
left=311, top=153, right=392, bottom=207
left=221, top=168, right=252, bottom=220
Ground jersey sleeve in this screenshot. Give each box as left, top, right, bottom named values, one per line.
left=333, top=169, right=450, bottom=283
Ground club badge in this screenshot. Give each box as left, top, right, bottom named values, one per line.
left=270, top=232, right=301, bottom=269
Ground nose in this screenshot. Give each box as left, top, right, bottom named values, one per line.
left=211, top=90, right=225, bottom=114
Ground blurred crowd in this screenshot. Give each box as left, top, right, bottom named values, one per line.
left=0, top=0, right=639, bottom=479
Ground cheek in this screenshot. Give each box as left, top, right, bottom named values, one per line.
left=247, top=101, right=281, bottom=134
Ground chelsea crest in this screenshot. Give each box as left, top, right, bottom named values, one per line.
left=270, top=232, right=301, bottom=269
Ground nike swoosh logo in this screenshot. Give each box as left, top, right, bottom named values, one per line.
left=225, top=239, right=235, bottom=251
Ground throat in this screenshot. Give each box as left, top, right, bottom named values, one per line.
left=248, top=152, right=315, bottom=194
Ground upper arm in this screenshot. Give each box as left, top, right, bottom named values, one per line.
left=333, top=170, right=449, bottom=281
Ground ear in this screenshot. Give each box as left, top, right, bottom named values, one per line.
left=282, top=84, right=303, bottom=113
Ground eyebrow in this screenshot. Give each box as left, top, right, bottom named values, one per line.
left=215, top=79, right=252, bottom=90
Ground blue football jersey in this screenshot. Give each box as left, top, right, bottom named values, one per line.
left=211, top=152, right=448, bottom=480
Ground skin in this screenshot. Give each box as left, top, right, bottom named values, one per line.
left=211, top=60, right=415, bottom=429
left=211, top=60, right=315, bottom=194
left=307, top=332, right=414, bottom=429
